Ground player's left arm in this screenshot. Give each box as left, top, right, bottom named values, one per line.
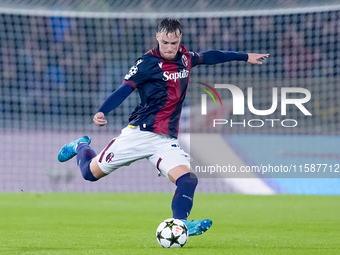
left=191, top=50, right=269, bottom=66
left=246, top=53, right=270, bottom=65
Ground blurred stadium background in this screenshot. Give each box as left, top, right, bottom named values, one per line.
left=1, top=0, right=340, bottom=194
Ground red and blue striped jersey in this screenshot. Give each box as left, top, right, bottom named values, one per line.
left=122, top=45, right=201, bottom=138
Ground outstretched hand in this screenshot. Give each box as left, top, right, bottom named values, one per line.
left=247, top=53, right=270, bottom=65
left=93, top=112, right=107, bottom=126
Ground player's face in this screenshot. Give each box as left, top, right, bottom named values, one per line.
left=156, top=30, right=182, bottom=60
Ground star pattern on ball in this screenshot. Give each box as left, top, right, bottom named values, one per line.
left=156, top=218, right=189, bottom=248
left=166, top=232, right=181, bottom=247
left=156, top=230, right=164, bottom=241
left=166, top=220, right=174, bottom=228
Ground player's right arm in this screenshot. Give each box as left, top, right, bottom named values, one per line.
left=93, top=112, right=107, bottom=126
left=93, top=56, right=150, bottom=127
left=93, top=83, right=134, bottom=126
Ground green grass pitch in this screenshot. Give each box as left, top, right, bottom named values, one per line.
left=0, top=193, right=339, bottom=255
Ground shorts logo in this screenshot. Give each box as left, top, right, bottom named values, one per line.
left=106, top=152, right=115, bottom=163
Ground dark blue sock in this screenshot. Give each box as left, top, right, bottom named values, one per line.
left=171, top=172, right=198, bottom=220
left=76, top=143, right=98, bottom=182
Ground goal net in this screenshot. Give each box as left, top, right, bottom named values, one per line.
left=1, top=0, right=340, bottom=194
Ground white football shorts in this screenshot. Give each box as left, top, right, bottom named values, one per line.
left=96, top=126, right=191, bottom=178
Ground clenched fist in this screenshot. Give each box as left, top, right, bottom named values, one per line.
left=93, top=112, right=107, bottom=126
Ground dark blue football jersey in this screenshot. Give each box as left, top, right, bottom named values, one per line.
left=122, top=45, right=201, bottom=138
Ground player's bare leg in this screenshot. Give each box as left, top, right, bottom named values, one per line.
left=168, top=165, right=212, bottom=236
left=89, top=157, right=107, bottom=179
left=168, top=165, right=191, bottom=183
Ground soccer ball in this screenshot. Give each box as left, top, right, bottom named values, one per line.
left=156, top=218, right=188, bottom=248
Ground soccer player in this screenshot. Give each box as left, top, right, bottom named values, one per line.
left=58, top=18, right=269, bottom=236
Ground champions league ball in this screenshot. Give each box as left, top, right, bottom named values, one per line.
left=156, top=218, right=189, bottom=248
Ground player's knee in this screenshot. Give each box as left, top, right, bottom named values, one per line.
left=176, top=172, right=198, bottom=189
left=188, top=172, right=198, bottom=187
left=81, top=163, right=99, bottom=182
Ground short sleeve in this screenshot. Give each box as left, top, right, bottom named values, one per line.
left=189, top=51, right=202, bottom=68
left=123, top=58, right=150, bottom=89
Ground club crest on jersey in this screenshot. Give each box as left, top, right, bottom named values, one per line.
left=181, top=54, right=188, bottom=67
left=106, top=152, right=115, bottom=163
left=163, top=69, right=189, bottom=82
